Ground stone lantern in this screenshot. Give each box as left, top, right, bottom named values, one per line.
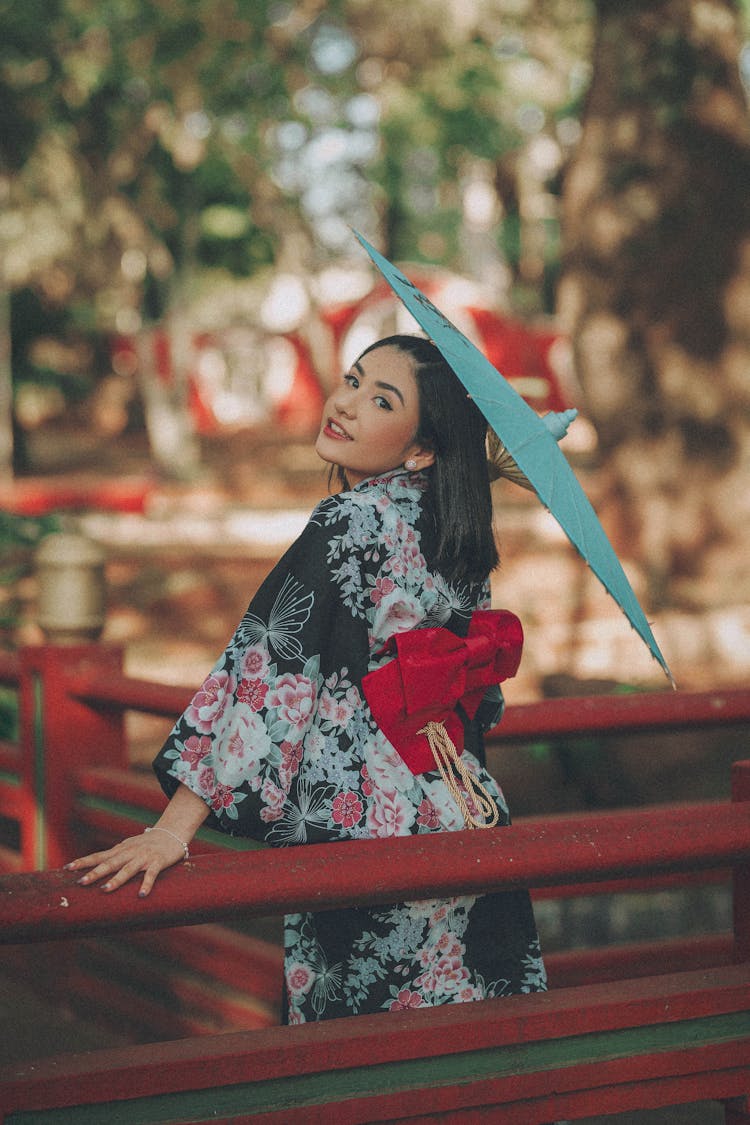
left=35, top=532, right=107, bottom=644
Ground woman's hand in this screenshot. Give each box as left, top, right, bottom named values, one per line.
left=65, top=829, right=187, bottom=897
left=65, top=783, right=210, bottom=897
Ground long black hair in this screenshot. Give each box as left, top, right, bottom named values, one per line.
left=356, top=334, right=499, bottom=585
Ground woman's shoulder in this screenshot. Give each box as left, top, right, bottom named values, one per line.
left=310, top=471, right=426, bottom=526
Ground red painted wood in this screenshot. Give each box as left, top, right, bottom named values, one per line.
left=14, top=646, right=128, bottom=869
left=65, top=968, right=222, bottom=1040
left=70, top=801, right=225, bottom=857
left=545, top=932, right=733, bottom=988
left=126, top=924, right=283, bottom=1004
left=3, top=800, right=749, bottom=944
left=192, top=1061, right=750, bottom=1125
left=0, top=844, right=23, bottom=873
left=249, top=1064, right=750, bottom=1125
left=0, top=738, right=20, bottom=771
left=2, top=922, right=281, bottom=1040
left=162, top=1062, right=750, bottom=1125
left=1, top=965, right=747, bottom=1115
left=0, top=779, right=25, bottom=817
left=16, top=645, right=38, bottom=870
left=75, top=765, right=173, bottom=816
left=67, top=671, right=194, bottom=718
left=490, top=687, right=750, bottom=740
left=57, top=662, right=750, bottom=739
left=138, top=1058, right=750, bottom=1125
left=79, top=936, right=278, bottom=1030
left=71, top=767, right=736, bottom=896
left=0, top=477, right=153, bottom=517
left=66, top=774, right=738, bottom=908
left=733, top=760, right=750, bottom=962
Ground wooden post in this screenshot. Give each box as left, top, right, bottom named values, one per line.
left=726, top=1098, right=750, bottom=1125
left=727, top=759, right=750, bottom=1125
left=725, top=763, right=750, bottom=1125
left=18, top=645, right=126, bottom=869
left=732, top=760, right=750, bottom=964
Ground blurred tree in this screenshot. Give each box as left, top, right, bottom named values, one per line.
left=0, top=0, right=589, bottom=474
left=558, top=0, right=750, bottom=608
left=0, top=0, right=365, bottom=471
left=345, top=0, right=591, bottom=293
left=0, top=1, right=337, bottom=322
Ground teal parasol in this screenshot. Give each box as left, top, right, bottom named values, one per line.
left=354, top=230, right=673, bottom=686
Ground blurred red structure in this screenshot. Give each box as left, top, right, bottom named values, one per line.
left=321, top=274, right=571, bottom=415
left=0, top=640, right=749, bottom=1121
left=109, top=271, right=571, bottom=445
left=0, top=477, right=153, bottom=517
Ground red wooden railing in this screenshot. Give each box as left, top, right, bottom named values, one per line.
left=3, top=789, right=750, bottom=944
left=1, top=644, right=749, bottom=1120
left=0, top=646, right=749, bottom=1000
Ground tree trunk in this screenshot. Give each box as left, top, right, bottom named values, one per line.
left=558, top=0, right=750, bottom=612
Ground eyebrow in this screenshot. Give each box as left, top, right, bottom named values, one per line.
left=353, top=361, right=406, bottom=406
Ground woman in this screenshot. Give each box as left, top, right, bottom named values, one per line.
left=67, top=334, right=546, bottom=1023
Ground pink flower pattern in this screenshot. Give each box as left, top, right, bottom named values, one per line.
left=268, top=673, right=316, bottom=733
left=389, top=989, right=423, bottom=1012
left=416, top=797, right=441, bottom=829
left=366, top=788, right=416, bottom=838
left=181, top=735, right=212, bottom=770
left=369, top=576, right=395, bottom=605
left=331, top=791, right=364, bottom=828
left=185, top=670, right=235, bottom=733
left=236, top=678, right=268, bottom=711
left=241, top=645, right=270, bottom=679
left=209, top=781, right=237, bottom=812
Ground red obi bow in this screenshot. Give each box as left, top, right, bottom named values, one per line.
left=361, top=610, right=523, bottom=775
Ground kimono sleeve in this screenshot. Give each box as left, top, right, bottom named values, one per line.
left=152, top=496, right=369, bottom=844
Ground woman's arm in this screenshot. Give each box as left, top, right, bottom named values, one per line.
left=65, top=782, right=210, bottom=897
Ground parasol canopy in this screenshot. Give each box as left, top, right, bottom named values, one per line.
left=354, top=230, right=673, bottom=686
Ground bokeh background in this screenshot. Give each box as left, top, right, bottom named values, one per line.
left=2, top=0, right=749, bottom=705
left=1, top=8, right=750, bottom=1120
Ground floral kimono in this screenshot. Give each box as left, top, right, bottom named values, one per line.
left=153, top=468, right=546, bottom=1023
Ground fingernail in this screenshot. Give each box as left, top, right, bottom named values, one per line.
left=101, top=883, right=111, bottom=891
left=77, top=876, right=88, bottom=885
left=138, top=890, right=147, bottom=898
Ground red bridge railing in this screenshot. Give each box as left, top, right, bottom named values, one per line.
left=1, top=643, right=749, bottom=1013
left=3, top=786, right=750, bottom=947
left=2, top=641, right=749, bottom=873
left=1, top=643, right=750, bottom=1122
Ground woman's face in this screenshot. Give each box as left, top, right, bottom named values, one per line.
left=315, top=345, right=434, bottom=487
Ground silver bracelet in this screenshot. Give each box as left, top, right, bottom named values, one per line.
left=144, top=826, right=190, bottom=861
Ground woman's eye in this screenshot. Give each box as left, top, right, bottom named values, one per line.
left=374, top=396, right=392, bottom=411
left=343, top=372, right=358, bottom=387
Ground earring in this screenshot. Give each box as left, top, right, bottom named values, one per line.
left=404, top=459, right=418, bottom=470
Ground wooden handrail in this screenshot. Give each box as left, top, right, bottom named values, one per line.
left=64, top=668, right=750, bottom=737
left=495, top=686, right=750, bottom=740
left=2, top=799, right=749, bottom=945
left=66, top=672, right=193, bottom=718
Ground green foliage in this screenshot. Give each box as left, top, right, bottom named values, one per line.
left=0, top=0, right=593, bottom=287
left=0, top=510, right=59, bottom=553
left=0, top=0, right=595, bottom=428
left=0, top=511, right=60, bottom=634
left=0, top=687, right=18, bottom=742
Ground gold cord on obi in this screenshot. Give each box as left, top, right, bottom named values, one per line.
left=417, top=721, right=499, bottom=830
